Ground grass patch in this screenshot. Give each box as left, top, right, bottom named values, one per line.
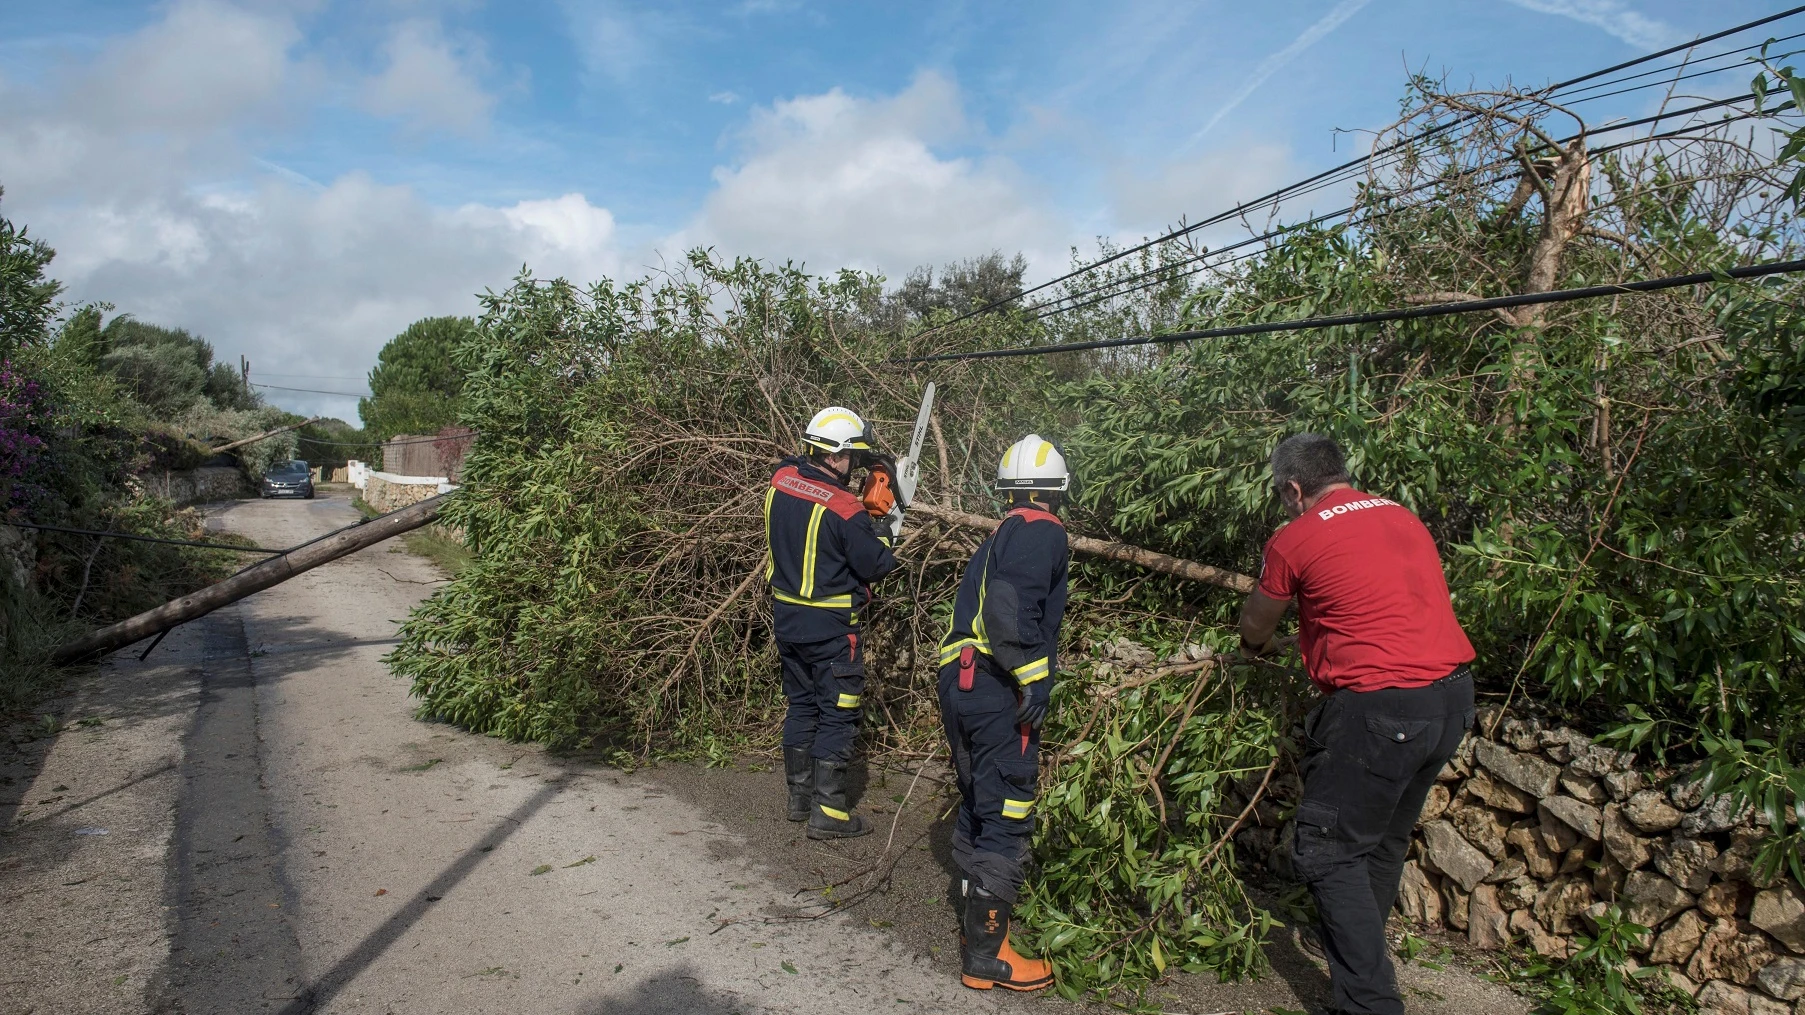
left=402, top=527, right=473, bottom=577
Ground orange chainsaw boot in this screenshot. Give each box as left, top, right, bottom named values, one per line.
left=960, top=886, right=1053, bottom=991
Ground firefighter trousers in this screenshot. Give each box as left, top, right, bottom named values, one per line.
left=1291, top=668, right=1474, bottom=1015
left=938, top=662, right=1038, bottom=904
left=777, top=633, right=865, bottom=764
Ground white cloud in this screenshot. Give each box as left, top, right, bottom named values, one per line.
left=709, top=90, right=741, bottom=105
left=361, top=19, right=496, bottom=136
left=680, top=72, right=1064, bottom=279
left=1502, top=0, right=1676, bottom=51
left=0, top=1, right=623, bottom=421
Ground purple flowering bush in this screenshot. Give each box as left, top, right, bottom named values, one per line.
left=0, top=359, right=50, bottom=509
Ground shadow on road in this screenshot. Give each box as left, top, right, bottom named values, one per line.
left=577, top=965, right=749, bottom=1014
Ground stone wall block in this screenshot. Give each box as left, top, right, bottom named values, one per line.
left=1719, top=829, right=1780, bottom=890
left=1702, top=882, right=1753, bottom=921
left=1535, top=877, right=1596, bottom=935
left=1469, top=884, right=1510, bottom=950
left=1418, top=783, right=1451, bottom=825
left=1509, top=907, right=1572, bottom=958
left=1466, top=767, right=1537, bottom=815
left=1560, top=772, right=1609, bottom=805
left=1626, top=789, right=1685, bottom=834
left=1696, top=980, right=1791, bottom=1015
left=1423, top=820, right=1494, bottom=893
left=1752, top=884, right=1805, bottom=954
left=1541, top=796, right=1604, bottom=841
left=1538, top=728, right=1591, bottom=764
left=1475, top=740, right=1561, bottom=799
left=1497, top=876, right=1539, bottom=911
left=1759, top=956, right=1805, bottom=1002
left=1485, top=857, right=1527, bottom=884
left=1602, top=802, right=1654, bottom=871
left=1603, top=769, right=1645, bottom=801
left=1449, top=802, right=1509, bottom=861
left=1671, top=772, right=1710, bottom=811
left=1623, top=870, right=1697, bottom=929
left=1443, top=880, right=1471, bottom=931
left=1687, top=794, right=1758, bottom=837
left=1395, top=861, right=1443, bottom=927
left=1507, top=821, right=1559, bottom=879
left=1593, top=856, right=1628, bottom=903
left=1650, top=909, right=1709, bottom=965
left=1567, top=744, right=1625, bottom=779
left=1688, top=918, right=1777, bottom=986
left=1654, top=837, right=1722, bottom=895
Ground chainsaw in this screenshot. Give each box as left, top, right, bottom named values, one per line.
left=860, top=382, right=935, bottom=526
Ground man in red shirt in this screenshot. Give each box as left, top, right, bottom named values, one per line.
left=1239, top=433, right=1475, bottom=1015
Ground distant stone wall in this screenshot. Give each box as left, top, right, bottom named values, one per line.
left=363, top=471, right=452, bottom=515
left=135, top=466, right=247, bottom=506
left=1237, top=705, right=1801, bottom=1014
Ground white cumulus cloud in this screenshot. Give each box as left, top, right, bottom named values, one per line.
left=680, top=72, right=1064, bottom=280
left=361, top=19, right=497, bottom=136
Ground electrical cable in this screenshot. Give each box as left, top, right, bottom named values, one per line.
left=3, top=520, right=285, bottom=555
left=251, top=382, right=370, bottom=397
left=894, top=258, right=1805, bottom=365
left=915, top=8, right=1805, bottom=336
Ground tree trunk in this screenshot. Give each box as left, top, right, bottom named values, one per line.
left=53, top=493, right=448, bottom=664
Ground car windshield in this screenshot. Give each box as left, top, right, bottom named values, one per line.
left=268, top=462, right=309, bottom=476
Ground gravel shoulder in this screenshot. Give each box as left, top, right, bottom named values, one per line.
left=0, top=489, right=1533, bottom=1015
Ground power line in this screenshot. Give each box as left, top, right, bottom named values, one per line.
left=913, top=7, right=1805, bottom=337
left=250, top=379, right=370, bottom=395
left=3, top=520, right=284, bottom=555
left=894, top=259, right=1805, bottom=365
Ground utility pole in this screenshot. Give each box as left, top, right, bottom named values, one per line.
left=241, top=355, right=250, bottom=399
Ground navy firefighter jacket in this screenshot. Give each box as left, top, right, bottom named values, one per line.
left=937, top=506, right=1070, bottom=706
left=764, top=456, right=900, bottom=644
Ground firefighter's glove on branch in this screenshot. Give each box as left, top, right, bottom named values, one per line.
left=1015, top=676, right=1052, bottom=730
left=860, top=455, right=906, bottom=539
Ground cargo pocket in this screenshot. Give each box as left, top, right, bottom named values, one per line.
left=997, top=757, right=1037, bottom=823
left=1362, top=715, right=1434, bottom=782
left=1290, top=800, right=1341, bottom=882
left=830, top=659, right=865, bottom=709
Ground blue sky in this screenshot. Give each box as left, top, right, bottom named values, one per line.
left=0, top=0, right=1788, bottom=419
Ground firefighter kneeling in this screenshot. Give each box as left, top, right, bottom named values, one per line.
left=936, top=434, right=1068, bottom=992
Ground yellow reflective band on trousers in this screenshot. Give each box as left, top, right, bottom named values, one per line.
left=818, top=804, right=850, bottom=821
left=771, top=589, right=853, bottom=609
left=1012, top=657, right=1050, bottom=684
left=800, top=503, right=826, bottom=598
left=1000, top=798, right=1035, bottom=820
left=836, top=693, right=860, bottom=708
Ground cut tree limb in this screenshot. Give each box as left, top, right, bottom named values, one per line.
left=209, top=417, right=323, bottom=455
left=908, top=502, right=1255, bottom=593
left=52, top=493, right=448, bottom=664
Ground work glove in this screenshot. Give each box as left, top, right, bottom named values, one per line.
left=881, top=505, right=904, bottom=540
left=1015, top=677, right=1052, bottom=730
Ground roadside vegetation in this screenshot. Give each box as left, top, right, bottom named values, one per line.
left=383, top=70, right=1805, bottom=1005
left=0, top=190, right=365, bottom=707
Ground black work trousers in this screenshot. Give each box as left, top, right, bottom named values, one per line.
left=778, top=633, right=865, bottom=764
left=1292, top=669, right=1473, bottom=1015
left=937, top=662, right=1039, bottom=903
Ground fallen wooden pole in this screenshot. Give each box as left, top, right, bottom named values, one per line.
left=52, top=493, right=449, bottom=664
left=209, top=417, right=323, bottom=455
left=908, top=502, right=1255, bottom=594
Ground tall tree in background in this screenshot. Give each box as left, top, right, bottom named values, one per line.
left=359, top=316, right=474, bottom=441
left=0, top=189, right=61, bottom=356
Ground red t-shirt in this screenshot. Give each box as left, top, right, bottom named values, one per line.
left=1258, top=487, right=1475, bottom=694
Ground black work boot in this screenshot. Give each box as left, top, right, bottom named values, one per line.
left=960, top=886, right=1053, bottom=991
left=806, top=759, right=872, bottom=839
left=783, top=747, right=813, bottom=822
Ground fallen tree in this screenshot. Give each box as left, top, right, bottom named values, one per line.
left=53, top=493, right=447, bottom=663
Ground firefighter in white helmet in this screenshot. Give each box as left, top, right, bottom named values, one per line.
left=763, top=407, right=903, bottom=838
left=935, top=434, right=1069, bottom=991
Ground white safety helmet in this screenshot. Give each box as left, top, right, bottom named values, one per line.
left=802, top=406, right=872, bottom=455
left=996, top=434, right=1069, bottom=491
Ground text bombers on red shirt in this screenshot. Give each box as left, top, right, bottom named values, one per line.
left=1258, top=488, right=1475, bottom=694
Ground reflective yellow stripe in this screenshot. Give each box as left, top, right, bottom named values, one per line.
left=772, top=589, right=853, bottom=609
left=1001, top=798, right=1034, bottom=820
left=818, top=805, right=850, bottom=821
left=836, top=693, right=860, bottom=708
left=762, top=487, right=777, bottom=581
left=938, top=637, right=983, bottom=665
left=1013, top=657, right=1050, bottom=684
left=800, top=503, right=825, bottom=598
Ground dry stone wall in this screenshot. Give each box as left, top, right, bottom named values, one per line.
left=1232, top=705, right=1797, bottom=1014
